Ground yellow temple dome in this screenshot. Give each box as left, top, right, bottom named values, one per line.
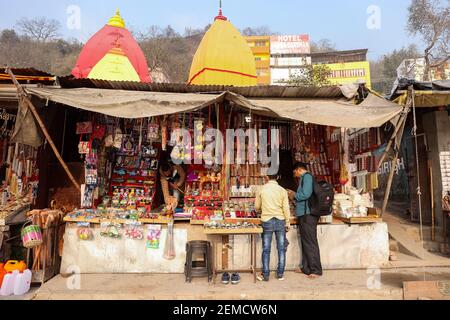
left=188, top=7, right=257, bottom=86
left=107, top=9, right=126, bottom=29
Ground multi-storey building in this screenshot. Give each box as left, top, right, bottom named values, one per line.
left=245, top=34, right=372, bottom=88
left=245, top=36, right=271, bottom=85
left=310, top=49, right=372, bottom=88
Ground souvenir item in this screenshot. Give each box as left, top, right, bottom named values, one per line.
left=113, top=128, right=124, bottom=149
left=122, top=136, right=135, bottom=154
left=76, top=121, right=93, bottom=135
left=91, top=124, right=106, bottom=140
left=124, top=222, right=144, bottom=240
left=146, top=225, right=162, bottom=249
left=77, top=222, right=93, bottom=241
left=78, top=141, right=90, bottom=155
left=81, top=184, right=94, bottom=208
left=85, top=168, right=98, bottom=185
left=21, top=222, right=43, bottom=249
left=100, top=222, right=121, bottom=239
left=147, top=121, right=159, bottom=141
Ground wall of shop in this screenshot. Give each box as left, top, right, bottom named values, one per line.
left=60, top=222, right=390, bottom=273
left=423, top=110, right=450, bottom=242
left=325, top=61, right=372, bottom=89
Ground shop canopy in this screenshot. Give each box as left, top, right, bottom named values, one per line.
left=26, top=86, right=403, bottom=129
left=390, top=78, right=450, bottom=108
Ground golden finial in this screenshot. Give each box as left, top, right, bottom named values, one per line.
left=107, top=8, right=126, bottom=28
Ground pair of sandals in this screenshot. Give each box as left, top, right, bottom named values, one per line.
left=294, top=268, right=322, bottom=279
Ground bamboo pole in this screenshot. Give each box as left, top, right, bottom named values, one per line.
left=381, top=90, right=411, bottom=216
left=6, top=67, right=81, bottom=192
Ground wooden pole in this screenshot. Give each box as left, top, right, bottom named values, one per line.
left=429, top=160, right=435, bottom=241
left=381, top=115, right=407, bottom=216
left=6, top=67, right=81, bottom=192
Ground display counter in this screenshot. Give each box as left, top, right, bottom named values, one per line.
left=60, top=218, right=389, bottom=274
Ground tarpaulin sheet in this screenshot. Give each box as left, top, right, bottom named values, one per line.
left=26, top=87, right=403, bottom=129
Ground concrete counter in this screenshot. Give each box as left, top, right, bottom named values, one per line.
left=60, top=222, right=389, bottom=274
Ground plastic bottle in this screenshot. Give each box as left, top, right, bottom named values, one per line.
left=0, top=270, right=19, bottom=296
left=4, top=260, right=27, bottom=273
left=14, top=269, right=32, bottom=296
left=0, top=263, right=6, bottom=288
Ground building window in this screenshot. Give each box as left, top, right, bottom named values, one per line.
left=255, top=41, right=267, bottom=47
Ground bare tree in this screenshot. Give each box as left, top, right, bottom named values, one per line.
left=310, top=39, right=336, bottom=53
left=16, top=17, right=61, bottom=42
left=241, top=26, right=276, bottom=36
left=407, top=0, right=450, bottom=80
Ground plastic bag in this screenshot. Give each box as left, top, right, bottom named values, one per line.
left=163, top=222, right=176, bottom=260
left=100, top=222, right=121, bottom=239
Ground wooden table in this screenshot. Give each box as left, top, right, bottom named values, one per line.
left=203, top=227, right=263, bottom=283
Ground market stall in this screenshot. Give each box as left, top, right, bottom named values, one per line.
left=10, top=82, right=407, bottom=274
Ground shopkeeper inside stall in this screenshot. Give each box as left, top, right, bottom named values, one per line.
left=160, top=161, right=186, bottom=208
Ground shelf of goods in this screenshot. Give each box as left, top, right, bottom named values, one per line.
left=203, top=227, right=263, bottom=235
left=63, top=215, right=173, bottom=225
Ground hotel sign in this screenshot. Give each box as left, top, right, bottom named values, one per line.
left=270, top=35, right=310, bottom=55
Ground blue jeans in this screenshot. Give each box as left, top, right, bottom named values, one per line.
left=261, top=218, right=286, bottom=278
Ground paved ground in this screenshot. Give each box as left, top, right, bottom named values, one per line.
left=6, top=266, right=444, bottom=300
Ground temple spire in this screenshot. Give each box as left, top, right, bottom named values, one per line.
left=215, top=0, right=227, bottom=21
left=107, top=8, right=126, bottom=28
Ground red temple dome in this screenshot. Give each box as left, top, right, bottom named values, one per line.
left=72, top=9, right=151, bottom=83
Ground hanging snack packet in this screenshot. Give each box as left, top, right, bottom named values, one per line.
left=146, top=225, right=162, bottom=249
left=77, top=222, right=93, bottom=241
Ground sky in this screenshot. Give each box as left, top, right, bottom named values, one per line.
left=0, top=0, right=424, bottom=60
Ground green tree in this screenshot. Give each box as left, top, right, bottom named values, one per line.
left=287, top=64, right=332, bottom=87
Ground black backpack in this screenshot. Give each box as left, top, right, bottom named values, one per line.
left=301, top=173, right=334, bottom=217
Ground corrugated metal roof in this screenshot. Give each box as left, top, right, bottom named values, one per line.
left=0, top=67, right=55, bottom=84
left=58, top=76, right=344, bottom=99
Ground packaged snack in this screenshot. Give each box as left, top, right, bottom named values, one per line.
left=146, top=225, right=162, bottom=249
left=100, top=222, right=121, bottom=239
left=124, top=222, right=144, bottom=240
left=77, top=222, right=93, bottom=241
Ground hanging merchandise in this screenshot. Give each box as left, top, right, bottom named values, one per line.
left=77, top=222, right=93, bottom=241
left=113, top=128, right=124, bottom=150
left=124, top=221, right=144, bottom=240
left=163, top=222, right=176, bottom=260
left=340, top=164, right=349, bottom=186
left=76, top=121, right=93, bottom=135
left=78, top=139, right=90, bottom=155
left=100, top=222, right=121, bottom=238
left=147, top=118, right=160, bottom=142
left=81, top=184, right=94, bottom=208
left=161, top=117, right=168, bottom=151
left=146, top=224, right=162, bottom=249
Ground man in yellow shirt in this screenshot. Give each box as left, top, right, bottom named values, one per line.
left=255, top=174, right=291, bottom=281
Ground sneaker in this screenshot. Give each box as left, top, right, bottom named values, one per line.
left=276, top=274, right=285, bottom=281
left=221, top=272, right=230, bottom=284
left=231, top=273, right=241, bottom=285
left=257, top=274, right=269, bottom=282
